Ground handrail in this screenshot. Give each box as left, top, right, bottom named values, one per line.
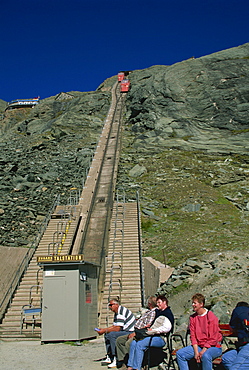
left=0, top=195, right=60, bottom=322
left=29, top=285, right=43, bottom=308
left=36, top=268, right=43, bottom=288
left=105, top=192, right=125, bottom=326
left=65, top=205, right=82, bottom=255
left=136, top=191, right=145, bottom=307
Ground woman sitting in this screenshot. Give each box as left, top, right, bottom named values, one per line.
left=127, top=295, right=174, bottom=370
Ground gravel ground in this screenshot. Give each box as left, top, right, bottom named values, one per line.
left=0, top=338, right=106, bottom=370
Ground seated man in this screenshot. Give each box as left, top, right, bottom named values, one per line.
left=127, top=295, right=174, bottom=370
left=97, top=298, right=136, bottom=368
left=176, top=293, right=222, bottom=370
left=222, top=301, right=249, bottom=370
left=115, top=296, right=157, bottom=369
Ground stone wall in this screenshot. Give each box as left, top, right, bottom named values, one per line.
left=0, top=246, right=27, bottom=303
left=143, top=256, right=174, bottom=298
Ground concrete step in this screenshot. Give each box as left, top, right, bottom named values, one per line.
left=110, top=283, right=141, bottom=289
left=0, top=331, right=41, bottom=340
left=13, top=290, right=43, bottom=296
left=1, top=319, right=42, bottom=327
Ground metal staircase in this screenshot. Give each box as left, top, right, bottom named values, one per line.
left=0, top=204, right=81, bottom=340
left=99, top=200, right=143, bottom=327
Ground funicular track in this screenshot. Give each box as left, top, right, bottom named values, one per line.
left=71, top=82, right=143, bottom=322
left=72, top=82, right=125, bottom=263
left=0, top=80, right=143, bottom=340
left=74, top=79, right=143, bottom=323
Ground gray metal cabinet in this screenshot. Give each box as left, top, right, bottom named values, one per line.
left=41, top=261, right=98, bottom=342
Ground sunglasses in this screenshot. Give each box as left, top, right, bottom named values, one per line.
left=109, top=303, right=116, bottom=307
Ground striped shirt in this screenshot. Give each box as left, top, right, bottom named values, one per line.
left=113, top=305, right=136, bottom=331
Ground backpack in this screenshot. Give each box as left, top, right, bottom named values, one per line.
left=242, top=319, right=249, bottom=333
left=239, top=317, right=249, bottom=346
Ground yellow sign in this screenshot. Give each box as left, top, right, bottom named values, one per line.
left=37, top=254, right=84, bottom=263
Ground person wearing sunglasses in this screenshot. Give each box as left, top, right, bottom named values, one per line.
left=97, top=298, right=136, bottom=368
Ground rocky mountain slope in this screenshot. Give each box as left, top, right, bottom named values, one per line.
left=124, top=42, right=249, bottom=154
left=0, top=91, right=110, bottom=247
left=111, top=43, right=249, bottom=316
left=1, top=43, right=249, bottom=318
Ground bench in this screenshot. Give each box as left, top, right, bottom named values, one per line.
left=166, top=323, right=235, bottom=369
left=20, top=305, right=42, bottom=334
left=20, top=285, right=42, bottom=334
left=212, top=324, right=235, bottom=368
left=144, top=332, right=185, bottom=370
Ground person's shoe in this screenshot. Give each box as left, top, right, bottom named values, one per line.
left=108, top=357, right=117, bottom=368
left=118, top=364, right=127, bottom=370
left=117, top=361, right=125, bottom=369
left=101, top=355, right=112, bottom=366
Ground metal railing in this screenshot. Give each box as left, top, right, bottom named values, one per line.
left=47, top=203, right=82, bottom=256
left=136, top=191, right=145, bottom=307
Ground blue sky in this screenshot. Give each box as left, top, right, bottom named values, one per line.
left=0, top=0, right=248, bottom=102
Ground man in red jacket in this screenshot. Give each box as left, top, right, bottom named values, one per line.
left=176, top=293, right=222, bottom=370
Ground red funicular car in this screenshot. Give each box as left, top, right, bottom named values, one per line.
left=120, top=79, right=130, bottom=92
left=118, top=72, right=125, bottom=82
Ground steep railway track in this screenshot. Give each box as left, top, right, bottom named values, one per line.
left=0, top=81, right=141, bottom=340
left=73, top=82, right=125, bottom=265
left=71, top=81, right=128, bottom=302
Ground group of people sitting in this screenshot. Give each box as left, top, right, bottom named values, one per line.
left=96, top=293, right=249, bottom=370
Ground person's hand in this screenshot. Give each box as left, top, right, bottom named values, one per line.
left=97, top=328, right=106, bottom=335
left=194, top=352, right=201, bottom=363
left=199, top=347, right=207, bottom=359
left=128, top=332, right=135, bottom=339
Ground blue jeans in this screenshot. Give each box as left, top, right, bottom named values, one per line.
left=105, top=330, right=132, bottom=357
left=222, top=343, right=249, bottom=370
left=127, top=336, right=165, bottom=370
left=176, top=345, right=222, bottom=370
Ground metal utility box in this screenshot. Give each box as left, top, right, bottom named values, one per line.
left=38, top=256, right=98, bottom=342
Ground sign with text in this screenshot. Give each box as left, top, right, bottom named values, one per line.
left=37, top=254, right=84, bottom=263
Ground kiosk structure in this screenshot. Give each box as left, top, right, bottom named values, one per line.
left=38, top=255, right=99, bottom=342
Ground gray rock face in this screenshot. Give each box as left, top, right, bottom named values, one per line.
left=158, top=251, right=249, bottom=321
left=129, top=164, right=147, bottom=177
left=126, top=43, right=249, bottom=154
left=0, top=91, right=110, bottom=247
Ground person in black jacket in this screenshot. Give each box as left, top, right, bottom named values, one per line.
left=126, top=295, right=174, bottom=370
left=222, top=301, right=249, bottom=370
